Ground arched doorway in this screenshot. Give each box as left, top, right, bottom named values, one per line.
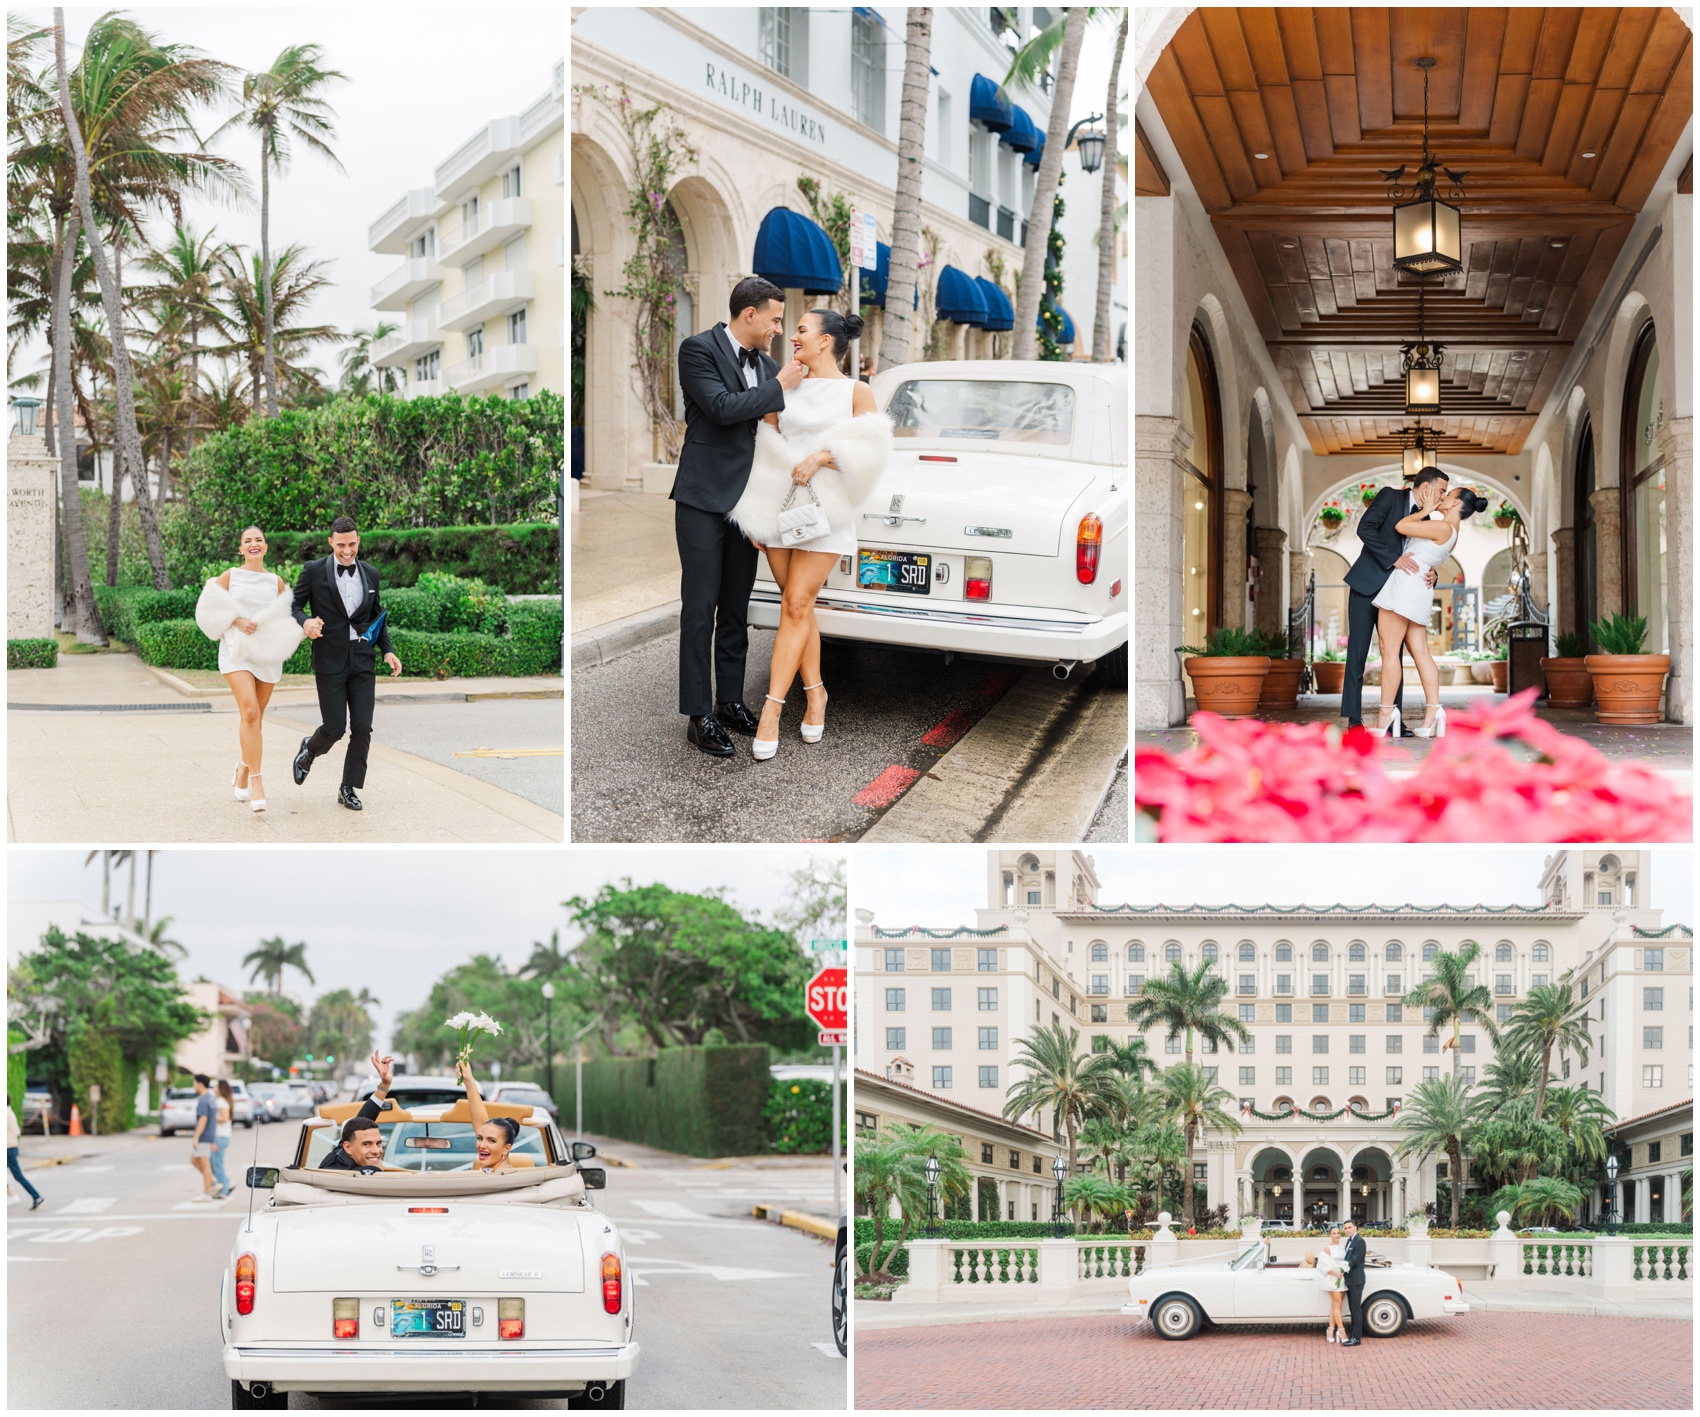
left=1248, top=1146, right=1297, bottom=1222
left=1182, top=322, right=1223, bottom=635
left=1620, top=321, right=1666, bottom=651
left=1574, top=413, right=1597, bottom=639
left=1298, top=1146, right=1346, bottom=1228
left=1349, top=1146, right=1395, bottom=1225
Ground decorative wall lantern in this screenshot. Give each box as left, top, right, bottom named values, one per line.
left=1384, top=58, right=1465, bottom=277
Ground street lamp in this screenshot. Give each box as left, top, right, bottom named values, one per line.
left=12, top=396, right=42, bottom=437
left=924, top=1152, right=941, bottom=1239
left=1604, top=1154, right=1620, bottom=1237
left=1052, top=1153, right=1069, bottom=1238
left=541, top=981, right=555, bottom=1103
left=1064, top=113, right=1106, bottom=174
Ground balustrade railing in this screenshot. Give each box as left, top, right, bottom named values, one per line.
left=1522, top=1241, right=1593, bottom=1278
left=1633, top=1243, right=1690, bottom=1281
left=1078, top=1243, right=1145, bottom=1280
left=951, top=1245, right=1039, bottom=1285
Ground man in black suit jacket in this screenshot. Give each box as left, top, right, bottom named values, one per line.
left=319, top=1050, right=396, bottom=1173
left=290, top=516, right=402, bottom=810
left=672, top=276, right=806, bottom=756
left=1341, top=471, right=1445, bottom=728
left=1339, top=1219, right=1367, bottom=1343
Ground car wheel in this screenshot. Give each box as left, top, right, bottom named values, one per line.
left=230, top=1379, right=288, bottom=1409
left=159, top=1127, right=173, bottom=1138
left=566, top=1380, right=626, bottom=1409
left=1093, top=641, right=1128, bottom=689
left=1149, top=1294, right=1202, bottom=1340
left=1363, top=1293, right=1407, bottom=1337
left=833, top=1239, right=848, bottom=1356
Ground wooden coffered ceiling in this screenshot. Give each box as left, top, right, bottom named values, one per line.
left=1145, top=7, right=1693, bottom=456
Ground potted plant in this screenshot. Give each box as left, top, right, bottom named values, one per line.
left=1465, top=649, right=1495, bottom=685
left=1359, top=483, right=1379, bottom=507
left=1493, top=500, right=1520, bottom=530
left=1489, top=640, right=1510, bottom=693
left=1256, top=630, right=1304, bottom=709
left=1312, top=644, right=1346, bottom=696
left=1318, top=501, right=1347, bottom=531
left=1540, top=630, right=1594, bottom=708
left=1178, top=627, right=1271, bottom=718
left=1585, top=612, right=1670, bottom=725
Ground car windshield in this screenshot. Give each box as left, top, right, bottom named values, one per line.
left=369, top=1084, right=465, bottom=1107
left=303, top=1120, right=552, bottom=1172
left=886, top=379, right=1074, bottom=446
left=496, top=1087, right=548, bottom=1102
left=1230, top=1243, right=1265, bottom=1272
left=164, top=1089, right=196, bottom=1102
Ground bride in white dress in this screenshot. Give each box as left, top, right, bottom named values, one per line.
left=1370, top=482, right=1485, bottom=738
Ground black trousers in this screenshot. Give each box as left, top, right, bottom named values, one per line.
left=303, top=659, right=376, bottom=787
left=1345, top=1282, right=1365, bottom=1340
left=676, top=501, right=759, bottom=717
left=1341, top=587, right=1405, bottom=724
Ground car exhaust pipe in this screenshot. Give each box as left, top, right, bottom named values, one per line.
left=1053, top=660, right=1078, bottom=681
left=249, top=1385, right=269, bottom=1401
left=587, top=1385, right=606, bottom=1402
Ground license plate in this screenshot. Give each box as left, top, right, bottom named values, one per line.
left=859, top=548, right=931, bottom=594
left=391, top=1299, right=466, bottom=1337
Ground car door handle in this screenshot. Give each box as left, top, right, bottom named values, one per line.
left=863, top=513, right=926, bottom=525
left=397, top=1262, right=460, bottom=1275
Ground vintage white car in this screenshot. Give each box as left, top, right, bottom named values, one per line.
left=221, top=1101, right=638, bottom=1409
left=1124, top=1239, right=1469, bottom=1340
left=748, top=360, right=1128, bottom=686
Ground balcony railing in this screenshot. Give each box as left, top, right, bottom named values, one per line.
left=371, top=318, right=442, bottom=368
left=438, top=270, right=535, bottom=333
left=371, top=256, right=443, bottom=310
left=368, top=187, right=439, bottom=255
left=437, top=199, right=534, bottom=267
left=444, top=342, right=537, bottom=394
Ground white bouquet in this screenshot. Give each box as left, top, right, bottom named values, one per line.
left=445, top=1010, right=503, bottom=1068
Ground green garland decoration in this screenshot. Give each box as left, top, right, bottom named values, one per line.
left=873, top=926, right=1010, bottom=939
left=1038, top=171, right=1067, bottom=361
left=1632, top=924, right=1692, bottom=938
left=1243, top=1101, right=1402, bottom=1123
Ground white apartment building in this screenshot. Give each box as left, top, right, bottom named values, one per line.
left=368, top=60, right=565, bottom=400
left=855, top=849, right=1691, bottom=1227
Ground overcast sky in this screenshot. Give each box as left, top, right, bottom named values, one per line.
left=854, top=848, right=1694, bottom=928
left=9, top=847, right=836, bottom=1052
left=13, top=2, right=563, bottom=385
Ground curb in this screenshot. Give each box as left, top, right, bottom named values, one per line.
left=572, top=601, right=680, bottom=671
left=140, top=662, right=564, bottom=704
left=752, top=1203, right=837, bottom=1240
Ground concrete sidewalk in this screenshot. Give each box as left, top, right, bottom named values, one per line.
left=571, top=487, right=679, bottom=636
left=10, top=1126, right=164, bottom=1171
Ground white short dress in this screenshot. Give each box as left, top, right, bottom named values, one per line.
left=218, top=567, right=291, bottom=682
left=775, top=377, right=860, bottom=557
left=1318, top=1242, right=1348, bottom=1293
left=1372, top=517, right=1456, bottom=623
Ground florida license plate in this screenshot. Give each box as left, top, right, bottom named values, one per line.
left=391, top=1299, right=466, bottom=1337
left=859, top=548, right=931, bottom=594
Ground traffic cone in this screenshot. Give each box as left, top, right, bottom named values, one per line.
left=68, top=1103, right=82, bottom=1137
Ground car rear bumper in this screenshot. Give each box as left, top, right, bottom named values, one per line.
left=223, top=1340, right=641, bottom=1394
left=748, top=589, right=1127, bottom=665
left=1443, top=1298, right=1470, bottom=1315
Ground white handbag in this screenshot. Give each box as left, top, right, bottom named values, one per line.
left=776, top=482, right=832, bottom=547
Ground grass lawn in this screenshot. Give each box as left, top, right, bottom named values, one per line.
left=165, top=667, right=320, bottom=690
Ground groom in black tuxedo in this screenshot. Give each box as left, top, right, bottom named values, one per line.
left=1340, top=469, right=1445, bottom=730
left=290, top=516, right=402, bottom=810
left=671, top=276, right=806, bottom=757
left=1339, top=1219, right=1367, bottom=1344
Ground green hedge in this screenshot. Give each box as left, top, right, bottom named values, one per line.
left=854, top=1218, right=1065, bottom=1246
left=93, top=585, right=199, bottom=644
left=763, top=1077, right=847, bottom=1154
left=554, top=1046, right=771, bottom=1158
left=8, top=638, right=58, bottom=669
left=7, top=1028, right=26, bottom=1118
left=67, top=1021, right=131, bottom=1135
left=855, top=1241, right=911, bottom=1278
left=262, top=525, right=560, bottom=596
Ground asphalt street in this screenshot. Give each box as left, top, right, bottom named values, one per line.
left=7, top=1126, right=842, bottom=1410
left=570, top=627, right=1119, bottom=841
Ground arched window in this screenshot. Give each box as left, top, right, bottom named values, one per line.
left=1090, top=943, right=1108, bottom=962
left=1348, top=943, right=1366, bottom=963
left=1202, top=943, right=1218, bottom=963
left=1129, top=943, right=1145, bottom=963
left=1574, top=411, right=1598, bottom=638
left=1348, top=1096, right=1370, bottom=1113
left=1276, top=943, right=1293, bottom=963
left=1183, top=321, right=1224, bottom=632
left=1621, top=322, right=1665, bottom=651
left=1309, top=1098, right=1331, bottom=1113
left=1271, top=1099, right=1295, bottom=1115
left=1495, top=943, right=1513, bottom=963
left=1165, top=942, right=1182, bottom=962
left=1386, top=943, right=1403, bottom=962
left=1239, top=943, right=1256, bottom=962
left=1532, top=943, right=1549, bottom=963
left=1312, top=943, right=1330, bottom=962
left=1422, top=944, right=1438, bottom=962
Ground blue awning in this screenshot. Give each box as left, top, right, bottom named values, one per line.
left=1000, top=105, right=1040, bottom=154
left=974, top=276, right=1014, bottom=331
left=970, top=73, right=1014, bottom=132
left=861, top=241, right=917, bottom=310
left=1023, top=127, right=1046, bottom=168
left=752, top=208, right=842, bottom=295
left=936, top=264, right=990, bottom=325
left=1040, top=302, right=1076, bottom=344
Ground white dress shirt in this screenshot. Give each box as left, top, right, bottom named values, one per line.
left=721, top=324, right=760, bottom=389
left=334, top=559, right=362, bottom=640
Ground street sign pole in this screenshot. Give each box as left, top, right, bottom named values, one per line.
left=832, top=1042, right=841, bottom=1217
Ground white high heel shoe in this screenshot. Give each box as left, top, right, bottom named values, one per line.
left=233, top=761, right=250, bottom=802
left=1376, top=705, right=1402, bottom=738
left=1415, top=706, right=1448, bottom=739
left=248, top=772, right=267, bottom=813
left=800, top=681, right=827, bottom=744
left=752, top=694, right=785, bottom=761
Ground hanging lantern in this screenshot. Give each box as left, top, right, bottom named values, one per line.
left=1401, top=281, right=1445, bottom=416
left=1384, top=58, right=1466, bottom=277
left=1402, top=423, right=1439, bottom=478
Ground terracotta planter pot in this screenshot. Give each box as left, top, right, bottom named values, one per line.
left=1312, top=660, right=1346, bottom=695
left=1490, top=659, right=1509, bottom=693
left=1184, top=655, right=1270, bottom=718
left=1258, top=658, right=1304, bottom=709
left=1470, top=661, right=1495, bottom=685
left=1540, top=657, right=1594, bottom=708
left=1585, top=653, right=1671, bottom=725
left=1494, top=515, right=1515, bottom=529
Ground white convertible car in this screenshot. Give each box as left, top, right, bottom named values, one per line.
left=1124, top=1240, right=1469, bottom=1340
left=221, top=1102, right=637, bottom=1409
left=748, top=360, right=1128, bottom=686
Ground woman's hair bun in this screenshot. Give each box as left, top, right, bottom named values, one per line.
left=1456, top=487, right=1487, bottom=520
left=842, top=312, right=865, bottom=341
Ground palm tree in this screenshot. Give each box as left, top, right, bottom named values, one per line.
left=1502, top=981, right=1592, bottom=1119
left=1090, top=14, right=1126, bottom=362
left=135, top=222, right=231, bottom=466
left=1478, top=1049, right=1542, bottom=1113
left=1394, top=1075, right=1477, bottom=1227
left=138, top=913, right=186, bottom=960
left=1153, top=1062, right=1242, bottom=1227
left=876, top=7, right=931, bottom=371
left=852, top=1123, right=969, bottom=1279
left=1128, top=959, right=1251, bottom=1064
left=1001, top=1019, right=1120, bottom=1177
left=1124, top=1120, right=1186, bottom=1219
left=1542, top=1084, right=1614, bottom=1173
left=1062, top=1173, right=1130, bottom=1231
left=1004, top=7, right=1086, bottom=360
left=214, top=44, right=346, bottom=418
left=1401, top=942, right=1500, bottom=1077
left=1103, top=1035, right=1156, bottom=1082
left=339, top=321, right=399, bottom=396
left=1487, top=1175, right=1582, bottom=1230
left=210, top=243, right=337, bottom=414
left=242, top=936, right=315, bottom=996
left=1472, top=1097, right=1568, bottom=1188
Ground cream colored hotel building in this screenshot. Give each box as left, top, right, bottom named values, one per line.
left=367, top=60, right=565, bottom=400
left=855, top=850, right=1692, bottom=1228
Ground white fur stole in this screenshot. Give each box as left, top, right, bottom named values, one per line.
left=727, top=411, right=893, bottom=548
left=196, top=578, right=305, bottom=664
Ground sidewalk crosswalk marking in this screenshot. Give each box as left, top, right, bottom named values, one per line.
left=632, top=1200, right=705, bottom=1220
left=57, top=1197, right=115, bottom=1215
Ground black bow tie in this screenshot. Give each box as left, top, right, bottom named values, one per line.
left=336, top=563, right=357, bottom=578
left=737, top=345, right=761, bottom=369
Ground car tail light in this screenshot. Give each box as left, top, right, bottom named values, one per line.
left=333, top=1297, right=358, bottom=1339
left=407, top=1207, right=449, bottom=1214
left=235, top=1253, right=257, bottom=1315
left=919, top=454, right=957, bottom=462
left=601, top=1253, right=623, bottom=1314
left=1077, top=514, right=1103, bottom=584
left=964, top=556, right=992, bottom=602
left=498, top=1298, right=525, bottom=1340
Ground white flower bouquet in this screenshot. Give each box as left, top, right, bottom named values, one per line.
left=445, top=1010, right=503, bottom=1068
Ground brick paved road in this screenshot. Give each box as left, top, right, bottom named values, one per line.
left=855, top=1312, right=1693, bottom=1409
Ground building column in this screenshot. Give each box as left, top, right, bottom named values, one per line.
left=1589, top=487, right=1624, bottom=619
left=1657, top=417, right=1692, bottom=723
left=1549, top=527, right=1577, bottom=635
left=949, top=321, right=968, bottom=360
left=1252, top=526, right=1288, bottom=641
left=1338, top=1176, right=1349, bottom=1225
left=1222, top=489, right=1255, bottom=630
left=1135, top=416, right=1189, bottom=728
left=1525, top=551, right=1549, bottom=612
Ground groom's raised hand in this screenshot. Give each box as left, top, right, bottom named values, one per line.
left=776, top=357, right=807, bottom=390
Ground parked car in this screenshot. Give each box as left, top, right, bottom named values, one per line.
left=748, top=360, right=1128, bottom=686
left=221, top=1100, right=634, bottom=1408
left=485, top=1081, right=559, bottom=1122
left=21, top=1085, right=51, bottom=1129
left=833, top=1213, right=848, bottom=1357
left=1124, top=1239, right=1470, bottom=1340
left=159, top=1087, right=200, bottom=1137
left=248, top=1084, right=313, bottom=1123
left=227, top=1080, right=256, bottom=1129
left=355, top=1075, right=466, bottom=1109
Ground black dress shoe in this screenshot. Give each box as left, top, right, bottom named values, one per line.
left=1344, top=720, right=1364, bottom=731
left=715, top=700, right=759, bottom=736
left=292, top=737, right=314, bottom=785
left=687, top=714, right=735, bottom=757
left=1340, top=1338, right=1361, bottom=1346
left=338, top=785, right=363, bottom=811
left=1400, top=723, right=1417, bottom=737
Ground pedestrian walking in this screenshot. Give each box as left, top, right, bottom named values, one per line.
left=6, top=1103, right=45, bottom=1210
left=210, top=1080, right=236, bottom=1199
left=188, top=1074, right=219, bottom=1202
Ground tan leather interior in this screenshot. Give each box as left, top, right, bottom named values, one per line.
left=437, top=1100, right=535, bottom=1124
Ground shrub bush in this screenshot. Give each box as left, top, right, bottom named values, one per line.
left=553, top=1046, right=771, bottom=1158
left=414, top=573, right=509, bottom=635
left=763, top=1078, right=846, bottom=1154
left=855, top=1241, right=911, bottom=1278
left=8, top=638, right=58, bottom=669
left=67, top=1017, right=131, bottom=1136
left=133, top=619, right=220, bottom=671
left=267, top=524, right=561, bottom=595
left=93, top=586, right=199, bottom=644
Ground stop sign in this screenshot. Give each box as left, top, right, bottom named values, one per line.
left=805, top=967, right=847, bottom=1031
